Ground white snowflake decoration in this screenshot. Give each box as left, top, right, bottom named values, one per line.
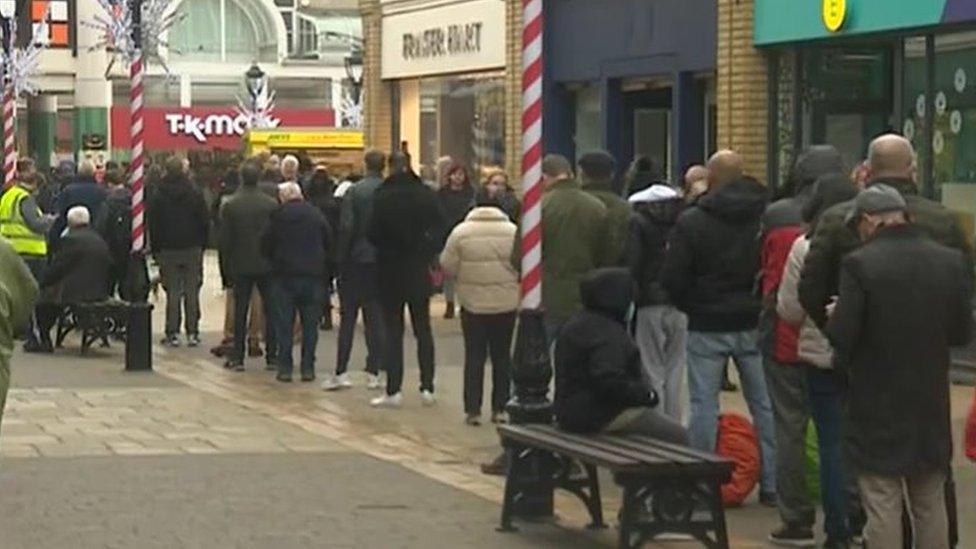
left=85, top=0, right=185, bottom=73
left=341, top=91, right=363, bottom=128
left=0, top=8, right=48, bottom=101
left=236, top=82, right=279, bottom=130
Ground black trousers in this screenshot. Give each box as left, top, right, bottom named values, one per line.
left=232, top=274, right=277, bottom=365
left=381, top=295, right=434, bottom=395
left=335, top=263, right=384, bottom=376
left=461, top=310, right=515, bottom=415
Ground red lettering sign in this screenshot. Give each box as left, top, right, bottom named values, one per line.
left=110, top=107, right=335, bottom=150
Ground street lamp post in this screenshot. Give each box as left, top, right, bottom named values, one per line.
left=344, top=48, right=363, bottom=106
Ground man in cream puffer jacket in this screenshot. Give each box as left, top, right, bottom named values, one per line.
left=441, top=197, right=520, bottom=426
left=776, top=173, right=861, bottom=547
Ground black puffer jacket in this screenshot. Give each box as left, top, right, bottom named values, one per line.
left=626, top=193, right=684, bottom=307
left=662, top=178, right=768, bottom=332
left=148, top=173, right=210, bottom=252
left=554, top=268, right=658, bottom=434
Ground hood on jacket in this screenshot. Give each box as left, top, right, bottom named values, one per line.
left=698, top=177, right=768, bottom=223
left=802, top=173, right=860, bottom=225
left=792, top=145, right=844, bottom=192
left=464, top=205, right=511, bottom=222
left=580, top=268, right=634, bottom=322
left=630, top=184, right=684, bottom=225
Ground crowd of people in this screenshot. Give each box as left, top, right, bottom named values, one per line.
left=1, top=132, right=976, bottom=549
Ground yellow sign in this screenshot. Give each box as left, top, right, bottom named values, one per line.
left=823, top=0, right=846, bottom=32
left=247, top=129, right=364, bottom=151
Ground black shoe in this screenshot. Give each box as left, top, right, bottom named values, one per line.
left=759, top=491, right=778, bottom=507
left=721, top=378, right=738, bottom=392
left=319, top=317, right=333, bottom=331
left=23, top=340, right=53, bottom=354
left=276, top=373, right=293, bottom=383
left=480, top=452, right=507, bottom=476
left=444, top=302, right=455, bottom=319
left=822, top=538, right=849, bottom=549
left=223, top=360, right=240, bottom=370
left=300, top=374, right=316, bottom=383
left=768, top=524, right=815, bottom=547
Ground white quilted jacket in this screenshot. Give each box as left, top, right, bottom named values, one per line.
left=440, top=207, right=519, bottom=314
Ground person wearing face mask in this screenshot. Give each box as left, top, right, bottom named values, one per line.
left=827, top=184, right=972, bottom=549
left=554, top=267, right=687, bottom=443
left=480, top=169, right=520, bottom=223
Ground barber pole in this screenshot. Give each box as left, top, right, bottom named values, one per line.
left=3, top=87, right=14, bottom=188
left=130, top=53, right=145, bottom=252
left=519, top=0, right=543, bottom=310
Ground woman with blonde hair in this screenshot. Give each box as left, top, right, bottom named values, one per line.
left=480, top=168, right=521, bottom=223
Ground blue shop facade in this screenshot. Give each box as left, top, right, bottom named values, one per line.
left=543, top=0, right=716, bottom=184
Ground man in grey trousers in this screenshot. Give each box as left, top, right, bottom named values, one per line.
left=625, top=183, right=687, bottom=421
left=148, top=156, right=210, bottom=347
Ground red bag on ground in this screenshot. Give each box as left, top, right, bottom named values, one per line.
left=965, top=389, right=976, bottom=463
left=715, top=413, right=761, bottom=507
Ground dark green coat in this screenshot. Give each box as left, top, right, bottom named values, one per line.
left=799, top=177, right=974, bottom=328
left=218, top=187, right=278, bottom=281
left=582, top=178, right=630, bottom=266
left=513, top=178, right=610, bottom=323
left=0, top=237, right=39, bottom=424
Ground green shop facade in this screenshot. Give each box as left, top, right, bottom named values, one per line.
left=756, top=0, right=976, bottom=237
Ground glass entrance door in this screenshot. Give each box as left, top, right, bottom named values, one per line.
left=634, top=108, right=671, bottom=180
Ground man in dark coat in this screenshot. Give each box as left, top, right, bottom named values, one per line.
left=554, top=267, right=686, bottom=444
left=625, top=183, right=686, bottom=421
left=148, top=156, right=210, bottom=348
left=760, top=145, right=845, bottom=546
left=661, top=150, right=777, bottom=503
left=579, top=151, right=629, bottom=266
left=261, top=182, right=332, bottom=383
left=368, top=152, right=446, bottom=408
left=220, top=162, right=279, bottom=372
left=42, top=206, right=112, bottom=306
left=800, top=134, right=972, bottom=329
left=323, top=150, right=387, bottom=392
left=94, top=169, right=135, bottom=301
left=827, top=184, right=973, bottom=549
left=49, top=160, right=108, bottom=248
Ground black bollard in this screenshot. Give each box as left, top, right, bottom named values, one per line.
left=125, top=301, right=153, bottom=372
left=505, top=308, right=554, bottom=519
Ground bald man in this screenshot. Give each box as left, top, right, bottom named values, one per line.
left=798, top=134, right=972, bottom=329
left=661, top=150, right=778, bottom=501
left=684, top=165, right=709, bottom=202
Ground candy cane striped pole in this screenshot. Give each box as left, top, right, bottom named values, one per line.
left=519, top=0, right=543, bottom=310
left=3, top=85, right=14, bottom=189
left=130, top=52, right=145, bottom=252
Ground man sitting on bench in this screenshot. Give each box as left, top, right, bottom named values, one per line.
left=40, top=206, right=112, bottom=343
left=554, top=267, right=687, bottom=444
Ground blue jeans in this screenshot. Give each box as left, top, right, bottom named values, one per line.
left=272, top=276, right=324, bottom=378
left=687, top=330, right=777, bottom=494
left=806, top=367, right=850, bottom=541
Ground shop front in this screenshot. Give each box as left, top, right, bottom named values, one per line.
left=376, top=0, right=511, bottom=180
left=757, top=0, right=976, bottom=235
left=544, top=0, right=716, bottom=187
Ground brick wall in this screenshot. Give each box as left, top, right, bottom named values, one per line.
left=504, top=0, right=524, bottom=187
left=716, top=0, right=769, bottom=181
left=360, top=0, right=392, bottom=152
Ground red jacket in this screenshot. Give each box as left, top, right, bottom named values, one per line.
left=762, top=225, right=804, bottom=363
left=966, top=389, right=976, bottom=463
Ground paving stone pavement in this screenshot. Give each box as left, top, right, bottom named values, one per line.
left=1, top=252, right=973, bottom=548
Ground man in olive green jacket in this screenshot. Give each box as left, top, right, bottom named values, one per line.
left=0, top=236, right=40, bottom=427
left=799, top=134, right=974, bottom=328
left=512, top=155, right=610, bottom=341
left=579, top=151, right=630, bottom=266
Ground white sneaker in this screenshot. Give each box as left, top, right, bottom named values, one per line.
left=420, top=390, right=436, bottom=407
left=370, top=393, right=403, bottom=408
left=320, top=373, right=353, bottom=392
left=366, top=373, right=383, bottom=390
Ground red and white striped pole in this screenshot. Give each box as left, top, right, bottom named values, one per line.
left=130, top=52, right=145, bottom=252
left=519, top=0, right=543, bottom=310
left=2, top=86, right=14, bottom=189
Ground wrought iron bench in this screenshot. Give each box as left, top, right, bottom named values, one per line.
left=496, top=423, right=733, bottom=548
left=55, top=301, right=131, bottom=355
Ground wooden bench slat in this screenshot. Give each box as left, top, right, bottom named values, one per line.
left=623, top=434, right=734, bottom=470
left=595, top=435, right=731, bottom=478
left=498, top=425, right=643, bottom=470
left=599, top=434, right=726, bottom=465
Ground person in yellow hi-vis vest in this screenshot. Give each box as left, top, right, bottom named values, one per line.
left=0, top=172, right=55, bottom=352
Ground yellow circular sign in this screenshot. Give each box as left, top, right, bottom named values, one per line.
left=823, top=0, right=846, bottom=32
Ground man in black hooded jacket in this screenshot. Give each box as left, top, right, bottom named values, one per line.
left=554, top=267, right=686, bottom=443
left=661, top=150, right=777, bottom=503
